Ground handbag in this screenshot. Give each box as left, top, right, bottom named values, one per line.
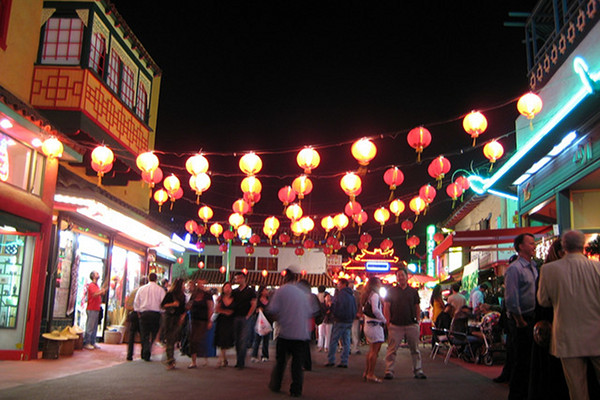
left=255, top=309, right=273, bottom=336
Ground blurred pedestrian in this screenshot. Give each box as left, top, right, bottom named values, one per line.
left=214, top=281, right=235, bottom=368
left=361, top=277, right=386, bottom=383
left=186, top=280, right=214, bottom=368
left=134, top=272, right=165, bottom=361
left=160, top=278, right=186, bottom=370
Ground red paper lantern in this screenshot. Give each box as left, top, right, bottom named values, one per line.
left=269, top=247, right=279, bottom=256
left=301, top=270, right=307, bottom=276
left=195, top=225, right=207, bottom=236
left=383, top=166, right=404, bottom=192
left=243, top=191, right=261, bottom=206
left=304, top=239, right=315, bottom=249
left=142, top=167, right=163, bottom=188
left=223, top=230, right=235, bottom=241
left=380, top=238, right=393, bottom=251
left=219, top=265, right=226, bottom=273
left=185, top=220, right=198, bottom=234
left=455, top=175, right=470, bottom=192
left=340, top=172, right=362, bottom=201
left=232, top=199, right=251, bottom=215
left=242, top=268, right=248, bottom=275
left=419, top=184, right=437, bottom=205
left=407, top=126, right=432, bottom=162
left=401, top=219, right=413, bottom=234
left=197, top=261, right=205, bottom=269
left=433, top=232, right=444, bottom=244
left=428, top=156, right=451, bottom=189
left=352, top=210, right=368, bottom=233
left=326, top=236, right=338, bottom=246
left=196, top=241, right=205, bottom=251
left=346, top=244, right=358, bottom=255
left=463, top=111, right=488, bottom=146
left=198, top=206, right=214, bottom=224
left=292, top=175, right=313, bottom=200
left=278, top=186, right=296, bottom=206
left=333, top=241, right=342, bottom=251
left=250, top=234, right=261, bottom=246
left=239, top=152, right=262, bottom=175
left=279, top=233, right=290, bottom=246
left=344, top=200, right=362, bottom=217
left=261, top=269, right=268, bottom=277
left=186, top=153, right=209, bottom=175
left=357, top=241, right=368, bottom=250
left=360, top=233, right=372, bottom=243
left=483, top=140, right=504, bottom=171
left=407, top=235, right=420, bottom=254
left=177, top=257, right=184, bottom=264
left=219, top=243, right=228, bottom=253
left=295, top=247, right=305, bottom=256
left=245, top=246, right=255, bottom=255
left=374, top=207, right=390, bottom=233
left=446, top=182, right=463, bottom=208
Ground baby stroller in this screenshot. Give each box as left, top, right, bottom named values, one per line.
left=476, top=311, right=502, bottom=366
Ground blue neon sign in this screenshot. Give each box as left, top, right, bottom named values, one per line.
left=365, top=261, right=391, bottom=272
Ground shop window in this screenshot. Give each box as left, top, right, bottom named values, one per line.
left=0, top=0, right=12, bottom=51
left=88, top=32, right=106, bottom=76
left=0, top=132, right=45, bottom=196
left=41, top=17, right=83, bottom=65
left=120, top=64, right=135, bottom=108
left=135, top=84, right=147, bottom=121
left=106, top=50, right=120, bottom=93
left=235, top=256, right=256, bottom=270
left=257, top=257, right=278, bottom=271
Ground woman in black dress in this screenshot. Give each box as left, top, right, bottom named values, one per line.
left=160, top=278, right=186, bottom=370
left=251, top=286, right=270, bottom=362
left=214, top=281, right=235, bottom=367
left=186, top=280, right=213, bottom=368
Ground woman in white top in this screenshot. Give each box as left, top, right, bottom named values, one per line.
left=361, top=277, right=386, bottom=383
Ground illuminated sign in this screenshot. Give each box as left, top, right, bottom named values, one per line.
left=365, top=261, right=391, bottom=272
left=0, top=138, right=9, bottom=182
left=426, top=225, right=435, bottom=277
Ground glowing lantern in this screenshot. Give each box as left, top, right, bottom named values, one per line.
left=517, top=92, right=543, bottom=120
left=409, top=196, right=427, bottom=221
left=455, top=175, right=470, bottom=193
left=142, top=167, right=163, bottom=188
left=380, top=238, right=393, bottom=251
left=163, top=174, right=181, bottom=195
left=327, top=236, right=338, bottom=246
left=333, top=213, right=349, bottom=231
left=347, top=244, right=358, bottom=255
left=344, top=200, right=362, bottom=217
left=304, top=239, right=315, bottom=249
left=428, top=156, right=451, bottom=189
left=232, top=199, right=251, bottom=215
left=219, top=244, right=228, bottom=253
left=278, top=186, right=296, bottom=207
left=323, top=246, right=333, bottom=255
left=177, top=257, right=184, bottom=264
left=172, top=187, right=183, bottom=201
left=219, top=265, right=226, bottom=273
left=295, top=247, right=305, bottom=256
left=434, top=232, right=445, bottom=244
left=340, top=172, right=362, bottom=201
left=136, top=151, right=159, bottom=177
left=292, top=175, right=313, bottom=200
left=196, top=242, right=205, bottom=251
left=243, top=191, right=261, bottom=207
left=186, top=153, right=209, bottom=175
left=483, top=140, right=504, bottom=171
left=223, top=230, right=235, bottom=241
left=389, top=198, right=405, bottom=223
left=357, top=241, right=368, bottom=250
left=279, top=233, right=290, bottom=246
left=300, top=216, right=315, bottom=234
left=321, top=216, right=335, bottom=237
left=210, top=223, right=223, bottom=239
left=351, top=138, right=377, bottom=166
left=297, top=147, right=320, bottom=174
left=269, top=247, right=279, bottom=256
left=407, top=235, right=420, bottom=254
left=91, top=145, right=114, bottom=184
left=198, top=261, right=205, bottom=269
left=407, top=126, right=432, bottom=162
left=419, top=184, right=437, bottom=205
left=189, top=173, right=211, bottom=201
left=245, top=246, right=255, bottom=255
left=463, top=111, right=488, bottom=146
left=262, top=269, right=268, bottom=277
left=286, top=203, right=303, bottom=221
left=239, top=152, right=262, bottom=175
left=301, top=270, right=307, bottom=276
left=352, top=210, right=368, bottom=233
left=228, top=213, right=245, bottom=229
left=198, top=206, right=214, bottom=224
left=195, top=225, right=207, bottom=236
left=241, top=176, right=262, bottom=195
left=383, top=166, right=404, bottom=199
left=153, top=189, right=168, bottom=212
left=185, top=220, right=198, bottom=234
left=446, top=182, right=463, bottom=208
left=374, top=207, right=390, bottom=233
left=263, top=216, right=280, bottom=243
left=238, top=224, right=252, bottom=241
left=242, top=268, right=248, bottom=275
left=42, top=137, right=63, bottom=159
left=360, top=233, right=372, bottom=243
left=291, top=220, right=304, bottom=236
left=333, top=240, right=342, bottom=252
left=401, top=219, right=413, bottom=234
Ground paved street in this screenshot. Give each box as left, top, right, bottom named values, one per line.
left=0, top=342, right=507, bottom=400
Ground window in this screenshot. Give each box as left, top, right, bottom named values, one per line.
left=88, top=32, right=106, bottom=76
left=120, top=64, right=134, bottom=108
left=235, top=257, right=256, bottom=270
left=135, top=84, right=147, bottom=121
left=0, top=0, right=12, bottom=51
left=189, top=254, right=223, bottom=270
left=257, top=257, right=278, bottom=271
left=41, top=17, right=83, bottom=65
left=106, top=50, right=120, bottom=93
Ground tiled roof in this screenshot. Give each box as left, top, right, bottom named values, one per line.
left=190, top=270, right=335, bottom=288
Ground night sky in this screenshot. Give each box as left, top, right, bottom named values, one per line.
left=111, top=1, right=538, bottom=258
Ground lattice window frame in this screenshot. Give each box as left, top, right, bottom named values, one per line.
left=135, top=82, right=147, bottom=121
left=41, top=17, right=84, bottom=65
left=88, top=32, right=106, bottom=77
left=120, top=63, right=135, bottom=108
left=106, top=49, right=120, bottom=93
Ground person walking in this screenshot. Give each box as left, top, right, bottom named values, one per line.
left=125, top=276, right=147, bottom=360
left=537, top=230, right=600, bottom=400
left=214, top=281, right=235, bottom=368
left=383, top=268, right=426, bottom=380
left=134, top=272, right=166, bottom=361
left=82, top=270, right=107, bottom=350
left=361, top=277, right=386, bottom=383
left=317, top=292, right=333, bottom=353
left=160, top=278, right=186, bottom=370
left=231, top=271, right=257, bottom=369
left=267, top=269, right=319, bottom=397
left=325, top=278, right=357, bottom=368
left=251, top=286, right=270, bottom=363
left=186, top=279, right=214, bottom=369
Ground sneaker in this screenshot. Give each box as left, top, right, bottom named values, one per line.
left=84, top=344, right=95, bottom=350
left=261, top=357, right=268, bottom=362
left=93, top=344, right=101, bottom=349
left=324, top=363, right=335, bottom=367
left=337, top=364, right=348, bottom=368
left=251, top=357, right=259, bottom=363
left=384, top=373, right=394, bottom=380
left=414, top=371, right=427, bottom=379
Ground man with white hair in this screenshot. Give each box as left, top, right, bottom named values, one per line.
left=537, top=230, right=600, bottom=400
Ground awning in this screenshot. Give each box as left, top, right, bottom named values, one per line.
left=433, top=226, right=553, bottom=258
left=408, top=274, right=437, bottom=285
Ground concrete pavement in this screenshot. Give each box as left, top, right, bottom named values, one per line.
left=0, top=342, right=507, bottom=400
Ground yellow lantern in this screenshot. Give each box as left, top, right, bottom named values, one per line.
left=291, top=220, right=304, bottom=236
left=285, top=203, right=303, bottom=221
left=517, top=92, right=543, bottom=120
left=239, top=152, right=262, bottom=175
left=340, top=172, right=362, bottom=200
left=483, top=139, right=505, bottom=171
left=189, top=172, right=211, bottom=203
left=333, top=213, right=349, bottom=231
left=91, top=145, right=115, bottom=184
left=351, top=138, right=377, bottom=166
left=228, top=212, right=245, bottom=229
left=237, top=224, right=252, bottom=241
left=163, top=174, right=181, bottom=195
left=374, top=207, right=390, bottom=233
left=264, top=216, right=280, bottom=232
left=409, top=196, right=427, bottom=221
left=186, top=153, right=209, bottom=175
left=241, top=176, right=262, bottom=195
left=153, top=188, right=168, bottom=212
left=41, top=137, right=63, bottom=159
left=463, top=110, right=488, bottom=146
left=198, top=206, right=214, bottom=224
left=297, top=147, right=320, bottom=174
left=300, top=216, right=314, bottom=233
left=321, top=216, right=335, bottom=236
left=232, top=199, right=251, bottom=215
left=291, top=175, right=313, bottom=200
left=389, top=198, right=405, bottom=223
left=210, top=222, right=223, bottom=239
left=136, top=151, right=159, bottom=173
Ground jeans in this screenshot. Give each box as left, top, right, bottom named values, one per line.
left=269, top=338, right=305, bottom=396
left=234, top=316, right=251, bottom=367
left=252, top=333, right=270, bottom=359
left=126, top=311, right=140, bottom=359
left=139, top=311, right=161, bottom=361
left=385, top=323, right=423, bottom=376
left=327, top=322, right=352, bottom=365
left=84, top=310, right=99, bottom=346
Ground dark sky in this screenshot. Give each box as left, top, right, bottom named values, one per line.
left=112, top=1, right=538, bottom=258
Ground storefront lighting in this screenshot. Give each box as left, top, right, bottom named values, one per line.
left=0, top=225, right=17, bottom=233
left=547, top=131, right=577, bottom=156
left=0, top=118, right=13, bottom=129
left=169, top=233, right=197, bottom=252
left=31, top=138, right=42, bottom=148
left=487, top=189, right=518, bottom=202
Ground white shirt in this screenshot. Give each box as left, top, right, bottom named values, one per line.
left=134, top=282, right=166, bottom=312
